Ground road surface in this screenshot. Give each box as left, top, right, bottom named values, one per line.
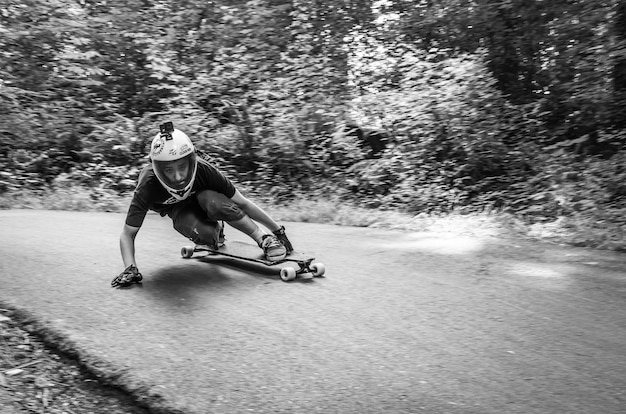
left=1, top=209, right=625, bottom=413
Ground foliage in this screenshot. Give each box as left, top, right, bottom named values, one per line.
left=381, top=0, right=626, bottom=150
left=0, top=0, right=625, bottom=251
left=342, top=47, right=541, bottom=213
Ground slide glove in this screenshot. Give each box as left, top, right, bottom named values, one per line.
left=111, top=264, right=143, bottom=288
left=273, top=225, right=294, bottom=255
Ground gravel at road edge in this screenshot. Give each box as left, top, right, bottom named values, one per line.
left=0, top=306, right=165, bottom=414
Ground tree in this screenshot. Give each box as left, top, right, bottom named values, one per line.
left=612, top=1, right=626, bottom=130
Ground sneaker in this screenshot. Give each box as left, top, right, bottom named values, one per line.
left=217, top=221, right=225, bottom=247
left=260, top=234, right=287, bottom=261
left=199, top=223, right=225, bottom=251
left=272, top=225, right=293, bottom=254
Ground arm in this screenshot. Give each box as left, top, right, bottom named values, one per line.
left=230, top=189, right=281, bottom=232
left=120, top=224, right=140, bottom=268
left=112, top=224, right=144, bottom=288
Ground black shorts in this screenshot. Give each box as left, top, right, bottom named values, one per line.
left=167, top=190, right=245, bottom=245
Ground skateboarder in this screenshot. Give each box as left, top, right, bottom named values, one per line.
left=112, top=122, right=294, bottom=288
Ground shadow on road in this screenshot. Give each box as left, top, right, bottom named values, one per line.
left=142, top=264, right=237, bottom=308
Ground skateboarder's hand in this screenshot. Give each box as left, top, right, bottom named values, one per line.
left=111, top=264, right=143, bottom=288
left=273, top=225, right=294, bottom=255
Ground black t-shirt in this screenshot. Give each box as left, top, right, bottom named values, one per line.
left=125, top=158, right=237, bottom=228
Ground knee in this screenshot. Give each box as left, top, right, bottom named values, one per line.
left=197, top=190, right=245, bottom=221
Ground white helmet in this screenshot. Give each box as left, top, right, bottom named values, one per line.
left=150, top=122, right=198, bottom=201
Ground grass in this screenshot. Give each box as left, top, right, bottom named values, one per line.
left=1, top=185, right=624, bottom=252
left=0, top=187, right=133, bottom=213
left=262, top=196, right=515, bottom=237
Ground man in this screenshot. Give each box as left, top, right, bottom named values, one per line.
left=112, top=121, right=293, bottom=288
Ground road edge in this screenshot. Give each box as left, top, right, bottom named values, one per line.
left=0, top=299, right=189, bottom=414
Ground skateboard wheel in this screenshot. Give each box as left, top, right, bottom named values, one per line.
left=280, top=267, right=297, bottom=282
left=310, top=262, right=326, bottom=277
left=181, top=246, right=194, bottom=258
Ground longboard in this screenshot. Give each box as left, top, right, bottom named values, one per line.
left=180, top=240, right=325, bottom=282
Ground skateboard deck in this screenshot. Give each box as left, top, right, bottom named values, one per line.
left=180, top=240, right=325, bottom=281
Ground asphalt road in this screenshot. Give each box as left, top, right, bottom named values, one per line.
left=1, top=209, right=625, bottom=414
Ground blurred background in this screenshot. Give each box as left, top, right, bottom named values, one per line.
left=0, top=0, right=625, bottom=250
